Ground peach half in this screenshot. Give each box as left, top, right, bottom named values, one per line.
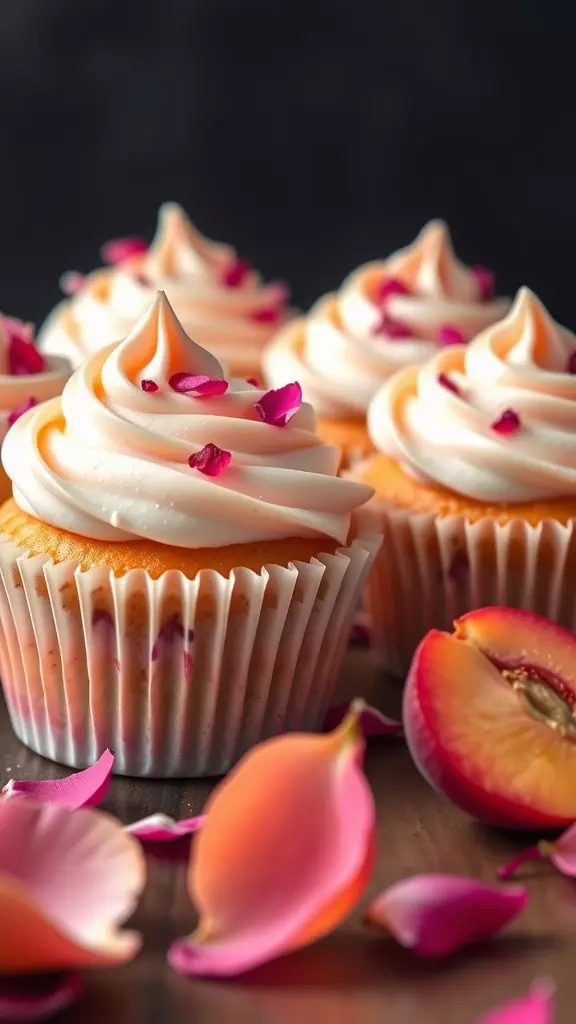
left=404, top=608, right=576, bottom=829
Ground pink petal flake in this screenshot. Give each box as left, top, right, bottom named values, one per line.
left=492, top=409, right=521, bottom=435
left=475, top=979, right=555, bottom=1024
left=246, top=377, right=260, bottom=387
left=2, top=749, right=114, bottom=810
left=266, top=281, right=290, bottom=306
left=250, top=306, right=283, bottom=325
left=471, top=265, right=496, bottom=303
left=437, top=324, right=466, bottom=346
left=141, top=378, right=159, bottom=393
left=100, top=236, right=148, bottom=265
left=169, top=373, right=228, bottom=397
left=498, top=821, right=576, bottom=880
left=365, top=874, right=527, bottom=958
left=255, top=382, right=302, bottom=427
left=221, top=258, right=252, bottom=288
left=438, top=372, right=460, bottom=396
left=7, top=397, right=38, bottom=428
left=323, top=701, right=403, bottom=738
left=59, top=271, right=85, bottom=296
left=376, top=277, right=411, bottom=304
left=188, top=443, right=231, bottom=477
left=5, top=318, right=46, bottom=376
left=0, top=973, right=83, bottom=1022
left=567, top=352, right=576, bottom=374
left=125, top=813, right=206, bottom=842
left=371, top=312, right=411, bottom=338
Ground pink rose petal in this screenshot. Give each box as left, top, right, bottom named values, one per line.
left=365, top=874, right=527, bottom=958
left=125, top=813, right=206, bottom=842
left=168, top=702, right=375, bottom=978
left=100, top=236, right=148, bottom=265
left=475, top=980, right=555, bottom=1024
left=4, top=319, right=46, bottom=376
left=2, top=749, right=114, bottom=810
left=7, top=397, right=38, bottom=428
left=438, top=372, right=460, bottom=395
left=376, top=277, right=411, bottom=304
left=246, top=377, right=260, bottom=387
left=169, top=373, right=228, bottom=397
left=59, top=271, right=85, bottom=296
left=471, top=265, right=496, bottom=303
left=498, top=821, right=576, bottom=880
left=188, top=443, right=231, bottom=476
left=0, top=974, right=83, bottom=1022
left=255, top=382, right=302, bottom=427
left=221, top=258, right=252, bottom=288
left=141, top=378, right=159, bottom=393
left=371, top=312, right=411, bottom=338
left=250, top=306, right=283, bottom=325
left=437, top=324, right=466, bottom=346
left=492, top=409, right=521, bottom=435
left=323, top=701, right=403, bottom=738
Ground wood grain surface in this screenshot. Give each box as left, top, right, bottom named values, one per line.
left=1, top=647, right=572, bottom=1024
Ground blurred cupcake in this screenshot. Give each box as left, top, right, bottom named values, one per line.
left=354, top=287, right=576, bottom=675
left=0, top=292, right=379, bottom=776
left=38, top=202, right=291, bottom=378
left=0, top=316, right=69, bottom=503
left=263, top=220, right=509, bottom=466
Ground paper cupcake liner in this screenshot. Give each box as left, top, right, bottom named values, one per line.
left=0, top=523, right=381, bottom=777
left=365, top=501, right=576, bottom=678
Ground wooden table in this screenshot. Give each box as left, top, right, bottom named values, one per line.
left=1, top=647, right=574, bottom=1024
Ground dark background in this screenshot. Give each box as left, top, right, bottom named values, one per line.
left=0, top=0, right=574, bottom=326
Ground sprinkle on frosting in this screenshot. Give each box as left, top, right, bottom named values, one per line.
left=376, top=278, right=411, bottom=304
left=7, top=396, right=37, bottom=427
left=250, top=306, right=283, bottom=325
left=221, top=258, right=252, bottom=288
left=5, top=318, right=46, bottom=375
left=438, top=373, right=460, bottom=395
left=141, top=379, right=159, bottom=393
left=471, top=265, right=495, bottom=302
left=255, top=382, right=302, bottom=427
left=100, top=236, right=148, bottom=265
left=59, top=271, right=85, bottom=296
left=437, top=324, right=466, bottom=347
left=371, top=312, right=411, bottom=339
left=188, top=443, right=232, bottom=476
left=491, top=408, right=521, bottom=435
left=168, top=373, right=229, bottom=397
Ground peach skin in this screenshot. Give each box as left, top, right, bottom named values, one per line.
left=169, top=701, right=376, bottom=977
left=404, top=608, right=576, bottom=829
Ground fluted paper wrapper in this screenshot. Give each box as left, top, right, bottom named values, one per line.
left=365, top=501, right=576, bottom=678
left=0, top=524, right=380, bottom=777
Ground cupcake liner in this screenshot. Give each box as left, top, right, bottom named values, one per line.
left=0, top=522, right=381, bottom=777
left=365, top=501, right=576, bottom=678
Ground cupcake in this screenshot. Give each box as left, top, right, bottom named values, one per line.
left=263, top=220, right=509, bottom=467
left=0, top=291, right=379, bottom=776
left=38, top=202, right=291, bottom=378
left=355, top=286, right=576, bottom=676
left=0, top=316, right=69, bottom=503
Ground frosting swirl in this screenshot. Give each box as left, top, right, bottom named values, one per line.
left=0, top=318, right=69, bottom=446
left=5, top=292, right=373, bottom=546
left=263, top=220, right=509, bottom=418
left=368, top=287, right=576, bottom=502
left=39, top=203, right=291, bottom=375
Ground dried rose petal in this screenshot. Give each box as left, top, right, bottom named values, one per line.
left=438, top=373, right=460, bottom=395
left=0, top=800, right=144, bottom=973
left=221, top=258, right=252, bottom=288
left=0, top=973, right=83, bottom=1022
left=492, top=409, right=521, bottom=435
left=3, top=749, right=114, bottom=810
left=365, top=874, right=527, bottom=958
left=125, top=813, right=206, bottom=842
left=323, top=701, right=403, bottom=738
left=7, top=397, right=38, bottom=428
left=437, top=324, right=466, bottom=346
left=59, top=271, right=85, bottom=296
left=246, top=377, right=260, bottom=387
left=471, top=265, right=496, bottom=303
left=567, top=352, right=576, bottom=374
left=100, top=236, right=148, bottom=265
left=376, top=277, right=411, bottom=304
left=498, top=820, right=576, bottom=880
left=188, top=443, right=232, bottom=476
left=250, top=306, right=282, bottom=325
left=169, top=373, right=228, bottom=397
left=255, top=382, right=302, bottom=427
left=372, top=313, right=411, bottom=338
left=141, top=379, right=159, bottom=393
left=5, top=319, right=46, bottom=376
left=168, top=702, right=375, bottom=977
left=475, top=980, right=555, bottom=1024
left=267, top=281, right=290, bottom=305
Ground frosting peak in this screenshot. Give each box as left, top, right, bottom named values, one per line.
left=6, top=293, right=372, bottom=547
left=385, top=220, right=479, bottom=302
left=368, top=287, right=576, bottom=503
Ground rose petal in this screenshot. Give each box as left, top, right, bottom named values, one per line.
left=168, top=701, right=375, bottom=977
left=492, top=409, right=521, bottom=435
left=376, top=278, right=411, bottom=304
left=221, top=258, right=252, bottom=288
left=0, top=800, right=144, bottom=973
left=0, top=974, right=83, bottom=1021
left=371, top=313, right=411, bottom=338
left=437, top=324, right=466, bottom=347
left=100, top=237, right=148, bottom=265
left=246, top=377, right=260, bottom=387
left=365, top=874, right=527, bottom=958
left=438, top=373, right=460, bottom=395
left=475, top=980, right=555, bottom=1024
left=567, top=352, right=576, bottom=375
left=125, top=813, right=206, bottom=842
left=255, top=382, right=302, bottom=427
left=188, top=443, right=232, bottom=477
left=169, top=373, right=228, bottom=397
left=498, top=821, right=576, bottom=880
left=471, top=265, right=496, bottom=303
left=141, top=379, right=159, bottom=393
left=3, top=750, right=114, bottom=810
left=266, top=282, right=290, bottom=305
left=250, top=307, right=283, bottom=324
left=4, top=319, right=45, bottom=376
left=7, top=398, right=38, bottom=428
left=323, top=701, right=403, bottom=738
left=59, top=271, right=85, bottom=296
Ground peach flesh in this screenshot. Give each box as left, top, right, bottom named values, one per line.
left=403, top=607, right=576, bottom=829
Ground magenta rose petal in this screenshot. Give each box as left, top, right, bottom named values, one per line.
left=221, top=258, right=252, bottom=288
left=437, top=324, right=466, bottom=346
left=125, top=813, right=206, bottom=842
left=59, top=271, right=85, bottom=296
left=141, top=379, right=159, bottom=393
left=250, top=307, right=283, bottom=324
left=188, top=443, right=231, bottom=477
left=471, top=265, right=496, bottom=303
left=492, top=409, right=521, bottom=435
left=169, top=373, right=229, bottom=397
left=0, top=974, right=84, bottom=1022
left=365, top=874, right=527, bottom=957
left=5, top=319, right=46, bottom=376
left=323, top=701, right=403, bottom=738
left=2, top=749, right=114, bottom=810
left=376, top=278, right=411, bottom=304
left=475, top=980, right=555, bottom=1024
left=100, top=236, right=148, bottom=265
left=255, top=382, right=302, bottom=427
left=498, top=822, right=576, bottom=880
